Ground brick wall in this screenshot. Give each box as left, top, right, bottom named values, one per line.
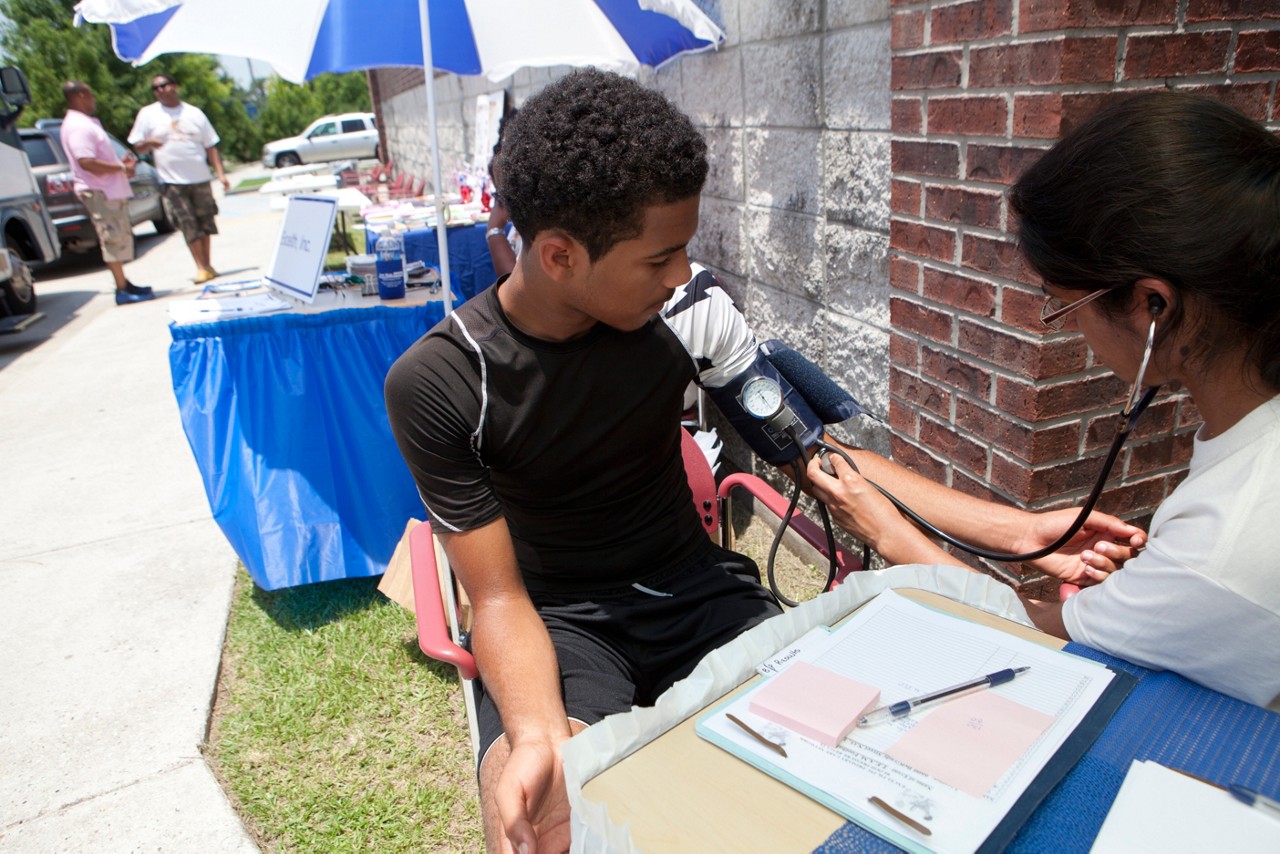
left=889, top=0, right=1280, bottom=554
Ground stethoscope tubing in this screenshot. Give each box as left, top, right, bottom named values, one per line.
left=765, top=320, right=1160, bottom=602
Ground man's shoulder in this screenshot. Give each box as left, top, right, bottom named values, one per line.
left=61, top=109, right=90, bottom=128
left=178, top=101, right=212, bottom=122
left=60, top=111, right=100, bottom=141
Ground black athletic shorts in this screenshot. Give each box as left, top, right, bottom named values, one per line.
left=474, top=542, right=781, bottom=768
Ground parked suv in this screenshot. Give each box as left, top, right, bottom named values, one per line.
left=1, top=65, right=57, bottom=326
left=261, top=112, right=379, bottom=169
left=20, top=119, right=172, bottom=256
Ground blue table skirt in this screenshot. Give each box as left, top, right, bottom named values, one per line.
left=169, top=304, right=445, bottom=590
left=814, top=644, right=1280, bottom=852
left=366, top=221, right=496, bottom=303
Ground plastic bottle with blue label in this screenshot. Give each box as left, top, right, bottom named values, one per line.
left=374, top=228, right=406, bottom=300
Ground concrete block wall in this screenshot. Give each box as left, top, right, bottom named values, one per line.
left=889, top=0, right=1280, bottom=548
left=667, top=1, right=896, bottom=468
left=372, top=66, right=567, bottom=194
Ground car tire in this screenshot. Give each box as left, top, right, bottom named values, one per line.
left=0, top=247, right=37, bottom=317
left=277, top=152, right=302, bottom=168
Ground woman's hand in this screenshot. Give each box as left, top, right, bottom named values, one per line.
left=488, top=197, right=511, bottom=231
left=1018, top=509, right=1146, bottom=586
left=806, top=452, right=963, bottom=568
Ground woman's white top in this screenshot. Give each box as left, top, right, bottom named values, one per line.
left=1063, top=394, right=1280, bottom=708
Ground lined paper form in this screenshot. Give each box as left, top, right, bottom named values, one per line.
left=697, top=590, right=1116, bottom=854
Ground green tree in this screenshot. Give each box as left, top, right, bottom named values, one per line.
left=0, top=0, right=260, bottom=160
left=1, top=0, right=373, bottom=161
left=257, top=72, right=372, bottom=144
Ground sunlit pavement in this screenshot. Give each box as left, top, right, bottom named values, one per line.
left=0, top=163, right=278, bottom=852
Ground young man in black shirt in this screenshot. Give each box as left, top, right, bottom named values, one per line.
left=386, top=69, right=785, bottom=853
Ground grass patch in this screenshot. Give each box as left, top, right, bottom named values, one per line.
left=204, top=507, right=845, bottom=850
left=230, top=176, right=271, bottom=194
left=206, top=569, right=482, bottom=852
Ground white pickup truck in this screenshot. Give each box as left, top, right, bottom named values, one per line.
left=0, top=66, right=58, bottom=334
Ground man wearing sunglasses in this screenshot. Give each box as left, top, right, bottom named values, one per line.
left=128, top=74, right=230, bottom=285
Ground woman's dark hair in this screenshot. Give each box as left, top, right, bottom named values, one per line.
left=492, top=67, right=708, bottom=261
left=1009, top=91, right=1280, bottom=389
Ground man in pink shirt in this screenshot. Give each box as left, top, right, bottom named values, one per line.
left=61, top=81, right=153, bottom=305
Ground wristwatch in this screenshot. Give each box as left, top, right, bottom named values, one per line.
left=485, top=226, right=505, bottom=240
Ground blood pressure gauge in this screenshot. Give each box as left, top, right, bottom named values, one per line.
left=740, top=376, right=785, bottom=420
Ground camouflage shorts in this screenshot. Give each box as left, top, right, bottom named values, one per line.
left=76, top=190, right=134, bottom=263
left=161, top=182, right=219, bottom=244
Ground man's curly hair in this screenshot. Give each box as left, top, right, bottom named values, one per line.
left=492, top=68, right=708, bottom=261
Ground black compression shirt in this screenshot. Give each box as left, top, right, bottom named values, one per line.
left=385, top=265, right=759, bottom=593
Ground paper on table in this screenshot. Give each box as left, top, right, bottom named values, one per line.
left=749, top=661, right=880, bottom=746
left=1092, top=760, right=1280, bottom=852
left=562, top=564, right=1036, bottom=854
left=167, top=293, right=292, bottom=324
left=885, top=690, right=1054, bottom=797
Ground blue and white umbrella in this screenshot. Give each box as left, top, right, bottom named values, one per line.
left=74, top=0, right=724, bottom=309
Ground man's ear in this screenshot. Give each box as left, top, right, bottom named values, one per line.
left=534, top=229, right=585, bottom=283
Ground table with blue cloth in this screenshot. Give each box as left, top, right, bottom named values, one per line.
left=168, top=296, right=446, bottom=590
left=584, top=591, right=1280, bottom=852
left=365, top=221, right=497, bottom=303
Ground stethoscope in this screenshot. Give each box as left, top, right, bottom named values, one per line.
left=741, top=317, right=1160, bottom=606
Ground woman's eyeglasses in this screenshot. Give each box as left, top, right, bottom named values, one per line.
left=1040, top=286, right=1117, bottom=330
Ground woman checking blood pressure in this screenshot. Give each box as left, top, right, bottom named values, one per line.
left=810, top=92, right=1280, bottom=708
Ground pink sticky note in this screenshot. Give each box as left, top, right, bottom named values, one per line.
left=885, top=691, right=1054, bottom=797
left=749, top=661, right=880, bottom=746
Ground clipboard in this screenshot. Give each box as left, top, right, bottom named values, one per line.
left=695, top=591, right=1136, bottom=854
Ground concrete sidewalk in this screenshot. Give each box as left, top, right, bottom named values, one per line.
left=0, top=165, right=285, bottom=851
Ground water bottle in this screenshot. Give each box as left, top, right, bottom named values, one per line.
left=374, top=228, right=406, bottom=300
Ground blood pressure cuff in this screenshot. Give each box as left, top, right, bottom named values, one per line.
left=759, top=339, right=879, bottom=424
left=706, top=350, right=824, bottom=466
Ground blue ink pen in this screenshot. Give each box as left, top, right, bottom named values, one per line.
left=858, top=666, right=1031, bottom=727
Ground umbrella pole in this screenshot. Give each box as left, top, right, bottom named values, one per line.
left=419, top=0, right=454, bottom=315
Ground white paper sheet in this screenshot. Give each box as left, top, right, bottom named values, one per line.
left=1091, top=761, right=1280, bottom=853
left=167, top=293, right=291, bottom=324
left=562, top=563, right=1039, bottom=853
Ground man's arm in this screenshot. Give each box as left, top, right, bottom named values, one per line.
left=206, top=146, right=230, bottom=190
left=131, top=138, right=163, bottom=154
left=127, top=111, right=162, bottom=154
left=1018, top=595, right=1068, bottom=639
left=75, top=155, right=134, bottom=177
left=436, top=516, right=573, bottom=853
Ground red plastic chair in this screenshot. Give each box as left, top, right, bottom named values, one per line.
left=389, top=175, right=425, bottom=200
left=409, top=427, right=861, bottom=759
left=352, top=159, right=395, bottom=197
